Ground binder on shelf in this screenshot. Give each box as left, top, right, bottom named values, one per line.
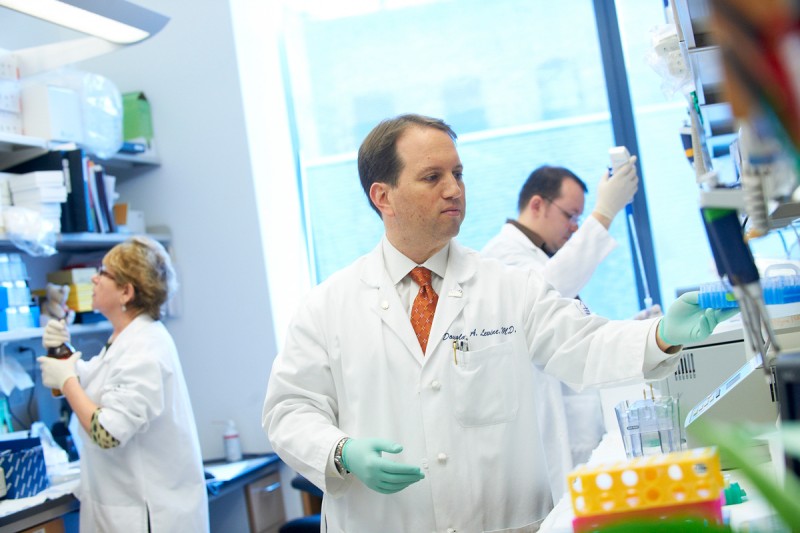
left=90, top=164, right=115, bottom=233
left=4, top=148, right=94, bottom=233
left=86, top=160, right=107, bottom=233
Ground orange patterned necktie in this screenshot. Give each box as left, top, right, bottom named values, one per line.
left=409, top=267, right=439, bottom=353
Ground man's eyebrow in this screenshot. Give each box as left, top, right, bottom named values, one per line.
left=415, top=163, right=463, bottom=175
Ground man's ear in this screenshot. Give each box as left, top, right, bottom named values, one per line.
left=370, top=182, right=393, bottom=217
left=528, top=195, right=546, bottom=215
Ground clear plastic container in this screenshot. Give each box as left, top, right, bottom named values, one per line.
left=614, top=396, right=682, bottom=458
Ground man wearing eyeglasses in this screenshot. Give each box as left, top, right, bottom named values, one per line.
left=482, top=163, right=640, bottom=300
left=481, top=161, right=656, bottom=504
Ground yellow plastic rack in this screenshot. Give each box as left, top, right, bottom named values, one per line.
left=568, top=447, right=724, bottom=517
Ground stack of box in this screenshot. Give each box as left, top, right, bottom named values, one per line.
left=0, top=253, right=39, bottom=332
left=47, top=267, right=96, bottom=315
left=8, top=170, right=67, bottom=234
left=0, top=50, right=21, bottom=136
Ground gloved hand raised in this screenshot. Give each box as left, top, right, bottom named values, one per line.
left=37, top=352, right=81, bottom=390
left=658, top=291, right=739, bottom=346
left=594, top=155, right=639, bottom=220
left=342, top=438, right=425, bottom=494
left=42, top=319, right=71, bottom=349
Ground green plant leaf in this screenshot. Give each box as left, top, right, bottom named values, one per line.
left=688, top=419, right=800, bottom=531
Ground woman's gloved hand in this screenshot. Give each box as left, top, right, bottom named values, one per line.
left=342, top=438, right=425, bottom=494
left=594, top=155, right=639, bottom=220
left=37, top=352, right=81, bottom=390
left=42, top=319, right=71, bottom=349
left=658, top=291, right=739, bottom=346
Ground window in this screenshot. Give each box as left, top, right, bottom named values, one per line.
left=279, top=0, right=678, bottom=319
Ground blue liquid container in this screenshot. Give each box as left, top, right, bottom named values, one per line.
left=698, top=274, right=800, bottom=308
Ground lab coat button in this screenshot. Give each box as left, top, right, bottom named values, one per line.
left=447, top=528, right=457, bottom=533
left=421, top=459, right=429, bottom=469
left=431, top=380, right=441, bottom=391
left=381, top=300, right=389, bottom=310
left=437, top=453, right=447, bottom=463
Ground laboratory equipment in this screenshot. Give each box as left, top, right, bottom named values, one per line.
left=684, top=355, right=778, bottom=458
left=698, top=272, right=800, bottom=309
left=775, top=351, right=800, bottom=478
left=614, top=395, right=682, bottom=459
left=609, top=146, right=653, bottom=311
left=656, top=323, right=748, bottom=429
left=568, top=447, right=725, bottom=532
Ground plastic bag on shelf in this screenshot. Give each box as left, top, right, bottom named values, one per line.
left=645, top=24, right=695, bottom=100
left=21, top=68, right=123, bottom=159
left=2, top=206, right=57, bottom=257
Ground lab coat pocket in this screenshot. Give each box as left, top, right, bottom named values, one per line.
left=449, top=341, right=519, bottom=427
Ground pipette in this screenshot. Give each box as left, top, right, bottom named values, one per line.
left=609, top=146, right=653, bottom=310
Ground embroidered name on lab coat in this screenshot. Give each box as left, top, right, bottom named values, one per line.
left=443, top=325, right=516, bottom=341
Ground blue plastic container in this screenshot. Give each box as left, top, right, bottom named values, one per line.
left=698, top=274, right=800, bottom=308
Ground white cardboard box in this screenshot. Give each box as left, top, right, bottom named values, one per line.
left=21, top=84, right=82, bottom=142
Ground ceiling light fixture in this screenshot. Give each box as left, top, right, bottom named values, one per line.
left=0, top=0, right=169, bottom=44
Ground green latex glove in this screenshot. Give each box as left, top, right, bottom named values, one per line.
left=658, top=291, right=739, bottom=346
left=342, top=438, right=424, bottom=494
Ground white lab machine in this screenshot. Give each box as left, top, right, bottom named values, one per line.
left=656, top=311, right=800, bottom=463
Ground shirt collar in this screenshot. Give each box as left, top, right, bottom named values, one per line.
left=382, top=236, right=450, bottom=284
left=507, top=219, right=555, bottom=257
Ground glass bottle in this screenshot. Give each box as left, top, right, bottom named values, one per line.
left=47, top=341, right=77, bottom=397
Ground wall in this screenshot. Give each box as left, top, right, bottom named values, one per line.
left=0, top=0, right=283, bottom=460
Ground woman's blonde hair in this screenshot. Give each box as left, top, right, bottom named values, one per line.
left=103, top=236, right=177, bottom=319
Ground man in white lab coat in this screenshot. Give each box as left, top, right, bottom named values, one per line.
left=263, top=114, right=732, bottom=533
left=481, top=164, right=655, bottom=498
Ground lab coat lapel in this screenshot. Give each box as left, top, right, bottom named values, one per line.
left=360, top=244, right=425, bottom=362
left=427, top=241, right=474, bottom=355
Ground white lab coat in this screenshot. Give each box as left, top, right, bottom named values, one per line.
left=481, top=217, right=616, bottom=300
left=75, top=315, right=209, bottom=533
left=481, top=220, right=617, bottom=500
left=264, top=239, right=673, bottom=533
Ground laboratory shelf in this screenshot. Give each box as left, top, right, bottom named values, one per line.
left=54, top=232, right=171, bottom=251
left=0, top=133, right=160, bottom=171
left=96, top=151, right=161, bottom=169
left=0, top=321, right=111, bottom=344
left=0, top=232, right=171, bottom=254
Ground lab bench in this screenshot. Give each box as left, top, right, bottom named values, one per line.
left=0, top=480, right=79, bottom=533
left=206, top=453, right=286, bottom=533
left=0, top=453, right=285, bottom=533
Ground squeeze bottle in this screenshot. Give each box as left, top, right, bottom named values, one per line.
left=224, top=420, right=243, bottom=462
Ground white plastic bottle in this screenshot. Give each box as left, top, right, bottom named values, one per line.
left=223, top=419, right=243, bottom=462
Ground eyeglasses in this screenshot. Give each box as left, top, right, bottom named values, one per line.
left=544, top=198, right=582, bottom=225
left=97, top=265, right=116, bottom=281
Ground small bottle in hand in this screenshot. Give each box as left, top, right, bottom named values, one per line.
left=45, top=323, right=77, bottom=397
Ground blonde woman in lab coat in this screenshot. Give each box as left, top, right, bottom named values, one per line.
left=38, top=236, right=209, bottom=533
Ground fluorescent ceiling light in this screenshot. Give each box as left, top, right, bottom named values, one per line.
left=0, top=0, right=169, bottom=44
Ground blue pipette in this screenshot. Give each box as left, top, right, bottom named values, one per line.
left=609, top=147, right=653, bottom=310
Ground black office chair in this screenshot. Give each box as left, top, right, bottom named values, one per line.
left=279, top=475, right=323, bottom=533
